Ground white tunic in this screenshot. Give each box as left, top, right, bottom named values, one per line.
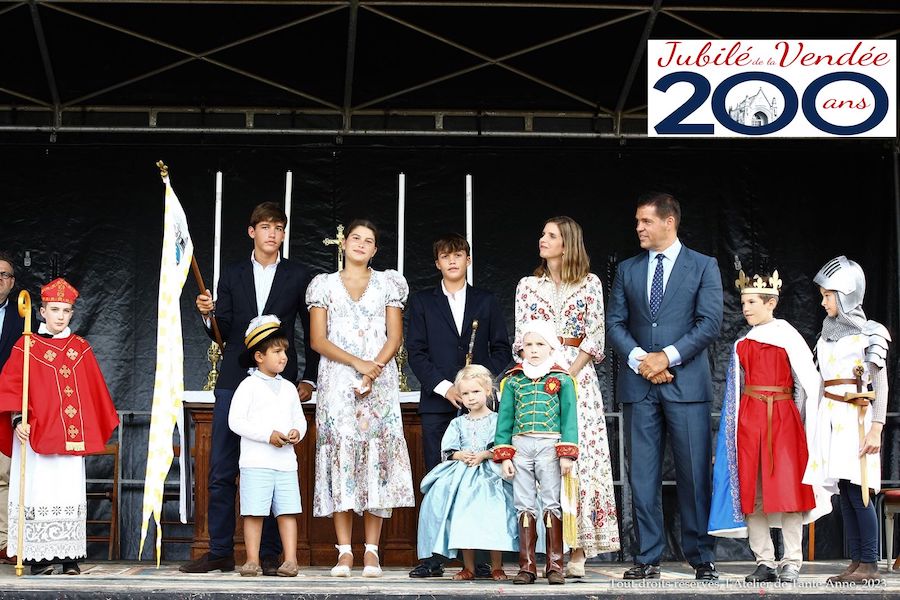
left=804, top=334, right=881, bottom=493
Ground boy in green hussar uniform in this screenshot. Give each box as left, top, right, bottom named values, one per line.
left=494, top=319, right=578, bottom=586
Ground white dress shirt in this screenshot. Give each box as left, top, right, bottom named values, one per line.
left=433, top=281, right=467, bottom=399
left=629, top=238, right=683, bottom=373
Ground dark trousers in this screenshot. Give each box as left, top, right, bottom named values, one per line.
left=420, top=412, right=457, bottom=473
left=838, top=479, right=878, bottom=563
left=208, top=388, right=282, bottom=558
left=624, top=389, right=715, bottom=566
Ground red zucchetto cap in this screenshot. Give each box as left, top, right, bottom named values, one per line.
left=40, top=278, right=79, bottom=305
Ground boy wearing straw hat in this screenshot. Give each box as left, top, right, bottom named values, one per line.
left=0, top=278, right=119, bottom=575
left=228, top=315, right=306, bottom=578
left=493, top=319, right=578, bottom=586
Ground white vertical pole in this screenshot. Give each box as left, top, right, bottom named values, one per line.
left=213, top=171, right=223, bottom=301
left=465, top=174, right=473, bottom=285
left=398, top=172, right=406, bottom=277
left=283, top=170, right=293, bottom=259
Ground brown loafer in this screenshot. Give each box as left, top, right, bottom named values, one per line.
left=547, top=570, right=565, bottom=585
left=277, top=561, right=299, bottom=577
left=179, top=552, right=235, bottom=573
left=452, top=568, right=475, bottom=580
left=0, top=547, right=16, bottom=565
left=239, top=562, right=261, bottom=577
left=491, top=569, right=508, bottom=581
left=513, top=570, right=536, bottom=584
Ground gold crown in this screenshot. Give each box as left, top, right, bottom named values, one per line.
left=735, top=270, right=782, bottom=295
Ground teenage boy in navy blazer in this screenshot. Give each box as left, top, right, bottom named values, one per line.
left=180, top=202, right=319, bottom=576
left=406, top=233, right=511, bottom=578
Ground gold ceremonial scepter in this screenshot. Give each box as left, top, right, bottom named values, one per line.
left=465, top=320, right=479, bottom=366
left=14, top=291, right=32, bottom=577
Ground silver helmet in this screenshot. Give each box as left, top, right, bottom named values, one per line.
left=813, top=255, right=865, bottom=312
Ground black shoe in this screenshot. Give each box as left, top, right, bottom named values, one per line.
left=30, top=563, right=54, bottom=575
left=695, top=562, right=719, bottom=581
left=178, top=552, right=236, bottom=573
left=62, top=561, right=81, bottom=575
left=474, top=562, right=493, bottom=578
left=624, top=563, right=660, bottom=579
left=409, top=559, right=444, bottom=578
left=260, top=555, right=280, bottom=577
left=745, top=564, right=777, bottom=583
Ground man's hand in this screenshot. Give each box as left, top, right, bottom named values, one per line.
left=638, top=351, right=670, bottom=379
left=296, top=381, right=314, bottom=402
left=196, top=289, right=214, bottom=316
left=15, top=422, right=30, bottom=443
left=286, top=429, right=302, bottom=445
left=269, top=430, right=290, bottom=447
left=445, top=385, right=462, bottom=409
left=501, top=458, right=516, bottom=478
left=560, top=457, right=574, bottom=477
left=861, top=422, right=883, bottom=456
left=649, top=369, right=675, bottom=385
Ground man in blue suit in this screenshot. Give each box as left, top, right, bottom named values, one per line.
left=181, top=202, right=319, bottom=575
left=406, top=233, right=511, bottom=578
left=607, top=193, right=723, bottom=581
left=0, top=251, right=25, bottom=564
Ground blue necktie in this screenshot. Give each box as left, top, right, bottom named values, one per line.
left=650, top=254, right=664, bottom=317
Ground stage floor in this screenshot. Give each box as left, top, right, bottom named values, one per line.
left=1, top=560, right=897, bottom=598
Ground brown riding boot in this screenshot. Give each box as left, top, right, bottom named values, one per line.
left=826, top=560, right=859, bottom=584
left=513, top=512, right=538, bottom=585
left=544, top=511, right=565, bottom=585
left=842, top=562, right=883, bottom=584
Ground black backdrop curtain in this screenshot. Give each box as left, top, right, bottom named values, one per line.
left=0, top=139, right=896, bottom=561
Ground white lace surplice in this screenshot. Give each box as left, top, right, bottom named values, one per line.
left=8, top=440, right=86, bottom=561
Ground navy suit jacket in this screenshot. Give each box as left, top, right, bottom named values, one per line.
left=209, top=258, right=319, bottom=391
left=406, top=284, right=512, bottom=414
left=607, top=245, right=723, bottom=403
left=0, top=298, right=25, bottom=369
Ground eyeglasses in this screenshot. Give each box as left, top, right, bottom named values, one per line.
left=0, top=272, right=13, bottom=280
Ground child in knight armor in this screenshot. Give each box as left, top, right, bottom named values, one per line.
left=416, top=364, right=516, bottom=581
left=805, top=256, right=890, bottom=585
left=708, top=270, right=827, bottom=584
left=493, top=320, right=578, bottom=586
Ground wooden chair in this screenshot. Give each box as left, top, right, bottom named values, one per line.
left=86, top=442, right=119, bottom=560
left=881, top=489, right=900, bottom=571
left=160, top=445, right=194, bottom=558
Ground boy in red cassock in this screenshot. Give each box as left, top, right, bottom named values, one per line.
left=0, top=278, right=119, bottom=575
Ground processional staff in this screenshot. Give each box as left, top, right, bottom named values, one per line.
left=14, top=290, right=32, bottom=577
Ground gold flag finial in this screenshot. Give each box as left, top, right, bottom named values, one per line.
left=156, top=160, right=168, bottom=179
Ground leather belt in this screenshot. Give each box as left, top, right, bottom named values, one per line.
left=823, top=374, right=875, bottom=504
left=743, top=385, right=792, bottom=474
left=558, top=336, right=584, bottom=348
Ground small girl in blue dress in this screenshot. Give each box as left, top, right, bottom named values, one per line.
left=416, top=364, right=517, bottom=580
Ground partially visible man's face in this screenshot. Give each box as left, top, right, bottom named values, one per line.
left=0, top=260, right=14, bottom=305
left=635, top=205, right=675, bottom=252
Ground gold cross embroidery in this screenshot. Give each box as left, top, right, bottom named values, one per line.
left=64, top=405, right=77, bottom=418
left=64, top=385, right=74, bottom=397
left=44, top=350, right=57, bottom=362
left=67, top=425, right=79, bottom=439
left=66, top=348, right=78, bottom=361
left=59, top=365, right=71, bottom=379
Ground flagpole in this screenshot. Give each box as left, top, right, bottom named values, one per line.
left=398, top=173, right=405, bottom=276
left=13, top=291, right=31, bottom=578
left=465, top=174, right=473, bottom=285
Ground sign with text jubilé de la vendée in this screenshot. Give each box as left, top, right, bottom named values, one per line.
left=647, top=40, right=896, bottom=138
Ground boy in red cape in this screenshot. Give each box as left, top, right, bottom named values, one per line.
left=0, top=278, right=118, bottom=575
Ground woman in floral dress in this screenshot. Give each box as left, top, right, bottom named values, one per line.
left=307, top=219, right=414, bottom=578
left=513, top=216, right=620, bottom=575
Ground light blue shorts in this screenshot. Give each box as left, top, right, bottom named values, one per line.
left=239, top=468, right=302, bottom=517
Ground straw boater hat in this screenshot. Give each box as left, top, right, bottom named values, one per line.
left=238, top=314, right=284, bottom=369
